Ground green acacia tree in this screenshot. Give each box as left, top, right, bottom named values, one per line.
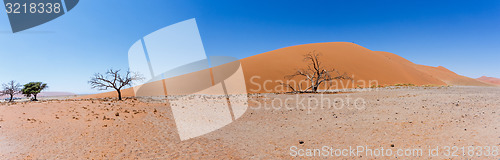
left=21, top=82, right=48, bottom=101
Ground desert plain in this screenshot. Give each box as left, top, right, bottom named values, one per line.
left=0, top=86, right=498, bottom=159
left=0, top=42, right=499, bottom=159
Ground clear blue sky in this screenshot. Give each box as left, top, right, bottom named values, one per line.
left=0, top=0, right=499, bottom=94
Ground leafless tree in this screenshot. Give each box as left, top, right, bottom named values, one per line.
left=285, top=51, right=350, bottom=93
left=89, top=69, right=144, bottom=100
left=1, top=80, right=22, bottom=102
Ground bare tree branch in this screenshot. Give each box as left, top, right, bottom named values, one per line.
left=1, top=80, right=22, bottom=102
left=89, top=69, right=144, bottom=100
left=284, top=51, right=351, bottom=93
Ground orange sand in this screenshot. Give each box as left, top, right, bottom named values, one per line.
left=81, top=42, right=494, bottom=98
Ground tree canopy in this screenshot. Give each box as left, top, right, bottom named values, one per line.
left=21, top=82, right=48, bottom=101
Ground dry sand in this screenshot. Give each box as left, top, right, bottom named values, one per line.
left=1, top=86, right=499, bottom=159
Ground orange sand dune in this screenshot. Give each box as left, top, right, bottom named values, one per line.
left=477, top=76, right=500, bottom=85
left=241, top=42, right=447, bottom=93
left=373, top=50, right=492, bottom=86
left=80, top=42, right=493, bottom=98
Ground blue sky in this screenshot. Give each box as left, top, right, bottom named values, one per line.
left=0, top=0, right=499, bottom=94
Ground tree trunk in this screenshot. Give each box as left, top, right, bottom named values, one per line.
left=117, top=89, right=122, bottom=100
left=312, top=86, right=318, bottom=92
left=33, top=94, right=38, bottom=101
left=9, top=94, right=13, bottom=102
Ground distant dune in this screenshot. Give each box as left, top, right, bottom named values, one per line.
left=39, top=92, right=77, bottom=97
left=77, top=88, right=135, bottom=99
left=0, top=92, right=76, bottom=99
left=80, top=42, right=494, bottom=98
left=477, top=76, right=500, bottom=85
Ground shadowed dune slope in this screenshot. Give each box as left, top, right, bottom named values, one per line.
left=372, top=50, right=492, bottom=87
left=80, top=42, right=493, bottom=98
left=412, top=65, right=492, bottom=86
left=477, top=76, right=500, bottom=86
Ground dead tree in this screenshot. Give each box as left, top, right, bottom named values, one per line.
left=1, top=80, right=22, bottom=102
left=89, top=69, right=144, bottom=100
left=285, top=51, right=350, bottom=92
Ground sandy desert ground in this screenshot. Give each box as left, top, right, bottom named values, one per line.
left=0, top=86, right=499, bottom=159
